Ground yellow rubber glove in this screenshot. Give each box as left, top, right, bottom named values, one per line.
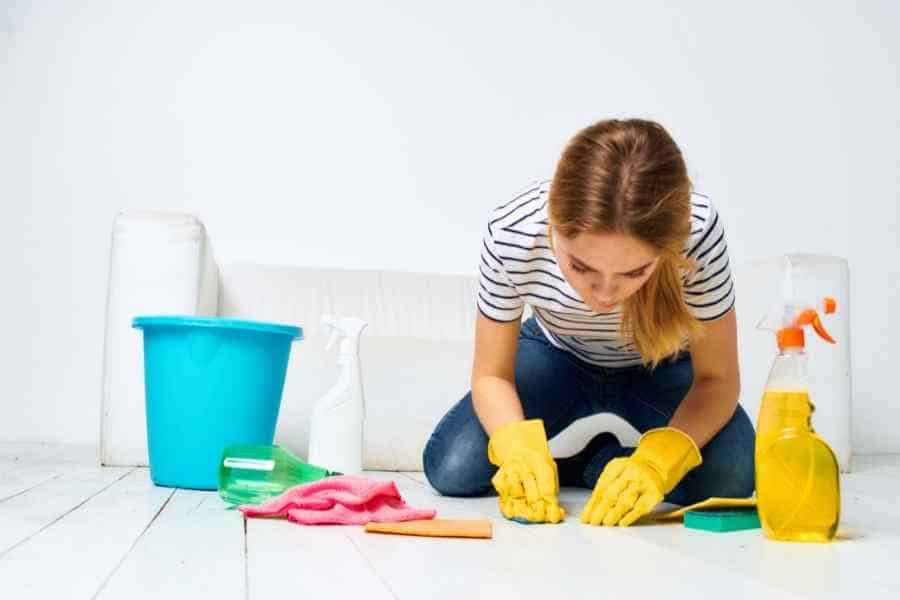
left=487, top=419, right=566, bottom=524
left=581, top=427, right=702, bottom=527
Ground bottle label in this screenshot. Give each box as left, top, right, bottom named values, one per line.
left=223, top=458, right=276, bottom=472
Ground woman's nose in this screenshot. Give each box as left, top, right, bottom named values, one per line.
left=591, top=276, right=616, bottom=299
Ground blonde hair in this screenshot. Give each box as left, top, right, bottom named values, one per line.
left=549, top=119, right=702, bottom=367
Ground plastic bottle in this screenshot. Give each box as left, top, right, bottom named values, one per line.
left=755, top=274, right=840, bottom=542
left=218, top=444, right=338, bottom=506
left=307, top=315, right=368, bottom=475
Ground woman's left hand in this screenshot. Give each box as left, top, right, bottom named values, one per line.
left=581, top=427, right=702, bottom=526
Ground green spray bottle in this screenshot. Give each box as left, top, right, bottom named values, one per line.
left=218, top=444, right=339, bottom=506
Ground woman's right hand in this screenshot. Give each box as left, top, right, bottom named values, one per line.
left=487, top=419, right=566, bottom=523
left=470, top=314, right=563, bottom=522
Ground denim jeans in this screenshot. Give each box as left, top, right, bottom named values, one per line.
left=423, top=317, right=755, bottom=506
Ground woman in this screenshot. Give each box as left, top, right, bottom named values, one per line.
left=423, top=119, right=754, bottom=526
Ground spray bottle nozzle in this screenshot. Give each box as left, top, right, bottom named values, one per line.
left=773, top=296, right=838, bottom=350
left=757, top=256, right=840, bottom=353
left=795, top=303, right=837, bottom=345
left=325, top=329, right=339, bottom=351
left=321, top=315, right=368, bottom=354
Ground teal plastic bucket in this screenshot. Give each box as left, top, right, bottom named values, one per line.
left=132, top=315, right=302, bottom=490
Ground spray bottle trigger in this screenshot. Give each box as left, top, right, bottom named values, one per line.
left=796, top=309, right=836, bottom=344
left=325, top=329, right=339, bottom=351
left=810, top=315, right=836, bottom=344
left=321, top=315, right=339, bottom=350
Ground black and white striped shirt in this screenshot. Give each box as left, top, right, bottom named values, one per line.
left=477, top=179, right=735, bottom=368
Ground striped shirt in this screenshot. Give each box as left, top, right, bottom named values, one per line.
left=477, top=179, right=735, bottom=368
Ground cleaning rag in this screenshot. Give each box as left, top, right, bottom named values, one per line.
left=239, top=475, right=437, bottom=525
left=365, top=518, right=493, bottom=539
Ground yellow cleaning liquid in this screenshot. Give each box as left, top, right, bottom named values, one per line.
left=755, top=389, right=840, bottom=542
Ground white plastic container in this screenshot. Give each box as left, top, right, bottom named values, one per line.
left=101, top=211, right=218, bottom=467
left=307, top=315, right=368, bottom=474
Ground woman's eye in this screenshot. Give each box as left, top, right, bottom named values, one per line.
left=624, top=270, right=646, bottom=279
left=570, top=263, right=587, bottom=274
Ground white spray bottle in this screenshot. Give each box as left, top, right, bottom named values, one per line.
left=307, top=315, right=368, bottom=475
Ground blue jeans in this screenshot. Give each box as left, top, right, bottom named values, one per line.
left=423, top=317, right=755, bottom=506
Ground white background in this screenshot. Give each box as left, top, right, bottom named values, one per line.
left=2, top=0, right=898, bottom=452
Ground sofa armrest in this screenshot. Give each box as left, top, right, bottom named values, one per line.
left=100, top=211, right=219, bottom=466
left=217, top=264, right=478, bottom=471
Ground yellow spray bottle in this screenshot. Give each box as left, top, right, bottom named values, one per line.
left=755, top=285, right=840, bottom=543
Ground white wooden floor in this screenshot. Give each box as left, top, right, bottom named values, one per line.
left=1, top=445, right=899, bottom=600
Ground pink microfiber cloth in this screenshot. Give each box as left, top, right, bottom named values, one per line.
left=239, top=475, right=437, bottom=525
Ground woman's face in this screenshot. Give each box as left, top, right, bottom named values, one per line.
left=551, top=229, right=659, bottom=313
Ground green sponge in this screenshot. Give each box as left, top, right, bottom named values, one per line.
left=684, top=508, right=761, bottom=533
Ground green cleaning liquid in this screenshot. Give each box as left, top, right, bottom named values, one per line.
left=218, top=444, right=339, bottom=506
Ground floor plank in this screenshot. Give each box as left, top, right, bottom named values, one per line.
left=0, top=444, right=100, bottom=502
left=385, top=470, right=900, bottom=599
left=0, top=465, right=133, bottom=557
left=0, top=469, right=171, bottom=599
left=352, top=474, right=797, bottom=600
left=0, top=446, right=897, bottom=600
left=96, top=488, right=245, bottom=600
left=246, top=514, right=396, bottom=598
left=578, top=469, right=900, bottom=599
left=0, top=465, right=62, bottom=503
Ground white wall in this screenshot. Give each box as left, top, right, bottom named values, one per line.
left=2, top=0, right=898, bottom=452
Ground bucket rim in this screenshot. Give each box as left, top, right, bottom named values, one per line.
left=132, top=315, right=302, bottom=340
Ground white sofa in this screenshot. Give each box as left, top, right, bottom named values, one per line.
left=101, top=212, right=853, bottom=472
